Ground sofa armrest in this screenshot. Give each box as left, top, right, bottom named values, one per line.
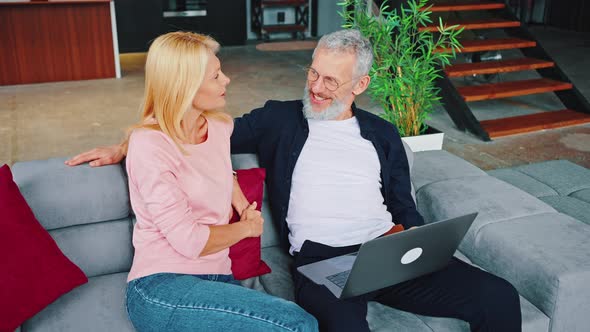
left=473, top=213, right=590, bottom=332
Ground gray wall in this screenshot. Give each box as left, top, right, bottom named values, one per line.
left=318, top=0, right=344, bottom=36
left=530, top=0, right=548, bottom=24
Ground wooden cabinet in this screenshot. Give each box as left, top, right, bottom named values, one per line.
left=0, top=0, right=119, bottom=85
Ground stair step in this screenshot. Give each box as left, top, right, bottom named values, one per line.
left=262, top=24, right=307, bottom=33
left=419, top=18, right=520, bottom=32
left=480, top=110, right=590, bottom=138
left=436, top=37, right=536, bottom=53
left=458, top=78, right=572, bottom=101
left=261, top=0, right=308, bottom=7
left=445, top=58, right=554, bottom=77
left=426, top=2, right=505, bottom=12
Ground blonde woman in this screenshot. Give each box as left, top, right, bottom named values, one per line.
left=122, top=32, right=317, bottom=331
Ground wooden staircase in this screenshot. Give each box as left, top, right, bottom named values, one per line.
left=445, top=57, right=554, bottom=77
left=457, top=78, right=572, bottom=102
left=428, top=1, right=590, bottom=140
left=419, top=18, right=521, bottom=32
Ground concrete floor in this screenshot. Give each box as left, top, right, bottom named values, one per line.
left=0, top=26, right=588, bottom=170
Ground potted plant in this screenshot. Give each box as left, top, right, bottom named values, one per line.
left=340, top=0, right=462, bottom=151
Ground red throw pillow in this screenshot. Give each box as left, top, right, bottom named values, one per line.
left=229, top=168, right=272, bottom=280
left=0, top=164, right=88, bottom=331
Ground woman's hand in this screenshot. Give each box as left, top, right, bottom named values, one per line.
left=240, top=202, right=264, bottom=237
left=231, top=175, right=250, bottom=217
left=65, top=144, right=125, bottom=167
left=202, top=202, right=263, bottom=257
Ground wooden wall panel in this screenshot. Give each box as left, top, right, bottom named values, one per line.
left=0, top=2, right=116, bottom=85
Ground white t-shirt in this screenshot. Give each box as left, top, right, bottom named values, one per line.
left=287, top=117, right=394, bottom=254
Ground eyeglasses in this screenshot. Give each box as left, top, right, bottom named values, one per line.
left=305, top=66, right=356, bottom=92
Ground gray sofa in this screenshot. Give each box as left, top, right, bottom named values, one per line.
left=11, top=149, right=590, bottom=332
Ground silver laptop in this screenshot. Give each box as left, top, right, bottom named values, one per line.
left=296, top=213, right=478, bottom=299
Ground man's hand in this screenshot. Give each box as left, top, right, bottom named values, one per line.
left=240, top=202, right=264, bottom=237
left=65, top=144, right=125, bottom=167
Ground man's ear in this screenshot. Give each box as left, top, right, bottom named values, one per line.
left=352, top=75, right=371, bottom=96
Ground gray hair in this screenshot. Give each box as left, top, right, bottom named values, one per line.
left=313, top=29, right=374, bottom=77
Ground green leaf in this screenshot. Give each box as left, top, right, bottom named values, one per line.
left=339, top=0, right=460, bottom=136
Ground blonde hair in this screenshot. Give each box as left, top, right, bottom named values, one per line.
left=126, top=31, right=231, bottom=152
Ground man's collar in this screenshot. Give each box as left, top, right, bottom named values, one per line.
left=351, top=103, right=376, bottom=133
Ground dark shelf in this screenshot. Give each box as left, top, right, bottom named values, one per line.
left=261, top=0, right=308, bottom=7
left=262, top=24, right=307, bottom=33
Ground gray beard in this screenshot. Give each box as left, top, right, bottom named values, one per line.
left=302, top=86, right=347, bottom=120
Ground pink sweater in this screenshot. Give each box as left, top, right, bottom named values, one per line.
left=126, top=117, right=234, bottom=282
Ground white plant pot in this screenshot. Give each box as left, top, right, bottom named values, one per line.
left=401, top=131, right=444, bottom=152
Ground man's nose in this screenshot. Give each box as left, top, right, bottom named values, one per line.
left=309, top=77, right=325, bottom=93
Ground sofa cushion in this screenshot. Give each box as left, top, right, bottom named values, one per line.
left=412, top=151, right=487, bottom=191
left=472, top=212, right=590, bottom=332
left=538, top=196, right=590, bottom=225
left=229, top=168, right=271, bottom=280
left=571, top=188, right=590, bottom=204
left=367, top=302, right=436, bottom=331
left=512, top=160, right=590, bottom=196
left=415, top=176, right=556, bottom=255
left=487, top=169, right=558, bottom=198
left=22, top=273, right=135, bottom=332
left=490, top=161, right=590, bottom=226
left=49, top=218, right=134, bottom=278
left=239, top=276, right=267, bottom=293
left=519, top=299, right=551, bottom=332
left=12, top=157, right=130, bottom=230
left=0, top=164, right=88, bottom=332
left=260, top=246, right=296, bottom=302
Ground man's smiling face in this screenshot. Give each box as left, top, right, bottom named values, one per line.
left=303, top=48, right=358, bottom=120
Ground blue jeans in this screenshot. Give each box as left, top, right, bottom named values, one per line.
left=126, top=273, right=318, bottom=332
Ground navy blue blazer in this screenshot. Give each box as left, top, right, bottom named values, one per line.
left=231, top=100, right=424, bottom=248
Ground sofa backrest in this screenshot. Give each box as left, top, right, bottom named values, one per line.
left=11, top=140, right=415, bottom=266
left=12, top=158, right=134, bottom=279
left=401, top=140, right=416, bottom=203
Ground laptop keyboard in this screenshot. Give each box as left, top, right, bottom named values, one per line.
left=326, top=270, right=351, bottom=289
